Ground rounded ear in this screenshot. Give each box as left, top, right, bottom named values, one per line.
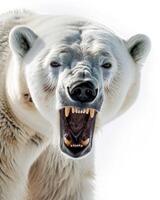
left=127, top=34, right=151, bottom=65
left=9, top=26, right=38, bottom=58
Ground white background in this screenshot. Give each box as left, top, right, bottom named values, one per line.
left=0, top=0, right=159, bottom=199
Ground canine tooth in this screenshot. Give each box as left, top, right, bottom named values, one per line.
left=81, top=138, right=90, bottom=146
left=90, top=109, right=95, bottom=118
left=86, top=108, right=89, bottom=114
left=83, top=109, right=85, bottom=113
left=72, top=107, right=75, bottom=113
left=64, top=136, right=72, bottom=146
left=65, top=107, right=70, bottom=117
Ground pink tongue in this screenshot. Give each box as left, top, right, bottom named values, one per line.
left=67, top=113, right=89, bottom=133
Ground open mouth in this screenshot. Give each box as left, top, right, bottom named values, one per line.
left=60, top=107, right=97, bottom=158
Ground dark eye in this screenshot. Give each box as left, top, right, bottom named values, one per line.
left=101, top=62, right=112, bottom=69
left=50, top=61, right=61, bottom=68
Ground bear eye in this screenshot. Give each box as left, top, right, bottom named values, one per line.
left=50, top=61, right=61, bottom=68
left=101, top=62, right=112, bottom=69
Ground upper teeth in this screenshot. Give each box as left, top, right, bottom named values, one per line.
left=64, top=107, right=96, bottom=118
left=65, top=107, right=70, bottom=117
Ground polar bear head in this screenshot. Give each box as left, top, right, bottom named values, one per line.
left=7, top=17, right=151, bottom=158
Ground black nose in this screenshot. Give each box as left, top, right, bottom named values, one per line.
left=69, top=81, right=98, bottom=103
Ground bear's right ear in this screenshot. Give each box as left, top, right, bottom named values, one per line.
left=127, top=34, right=151, bottom=65
left=9, top=26, right=38, bottom=58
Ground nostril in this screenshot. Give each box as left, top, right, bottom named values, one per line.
left=85, top=88, right=96, bottom=100
left=71, top=88, right=81, bottom=97
left=85, top=89, right=92, bottom=96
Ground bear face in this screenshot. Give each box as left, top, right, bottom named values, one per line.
left=7, top=17, right=151, bottom=158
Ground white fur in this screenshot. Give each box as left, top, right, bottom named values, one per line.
left=0, top=10, right=150, bottom=200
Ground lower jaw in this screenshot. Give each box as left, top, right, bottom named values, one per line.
left=60, top=143, right=92, bottom=158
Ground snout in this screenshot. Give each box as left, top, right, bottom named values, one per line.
left=58, top=66, right=103, bottom=158
left=68, top=81, right=98, bottom=103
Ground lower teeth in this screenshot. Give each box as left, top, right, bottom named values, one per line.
left=81, top=138, right=90, bottom=146
left=70, top=144, right=83, bottom=148
left=64, top=136, right=72, bottom=146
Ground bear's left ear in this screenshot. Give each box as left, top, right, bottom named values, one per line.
left=9, top=25, right=38, bottom=58
left=127, top=34, right=151, bottom=64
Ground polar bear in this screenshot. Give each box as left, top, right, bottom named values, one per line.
left=0, top=10, right=150, bottom=200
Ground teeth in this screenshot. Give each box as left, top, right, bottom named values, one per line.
left=90, top=108, right=95, bottom=118
left=64, top=107, right=96, bottom=117
left=65, top=107, right=70, bottom=117
left=86, top=108, right=89, bottom=114
left=70, top=144, right=83, bottom=148
left=72, top=107, right=74, bottom=113
left=81, top=138, right=90, bottom=146
left=64, top=136, right=72, bottom=146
